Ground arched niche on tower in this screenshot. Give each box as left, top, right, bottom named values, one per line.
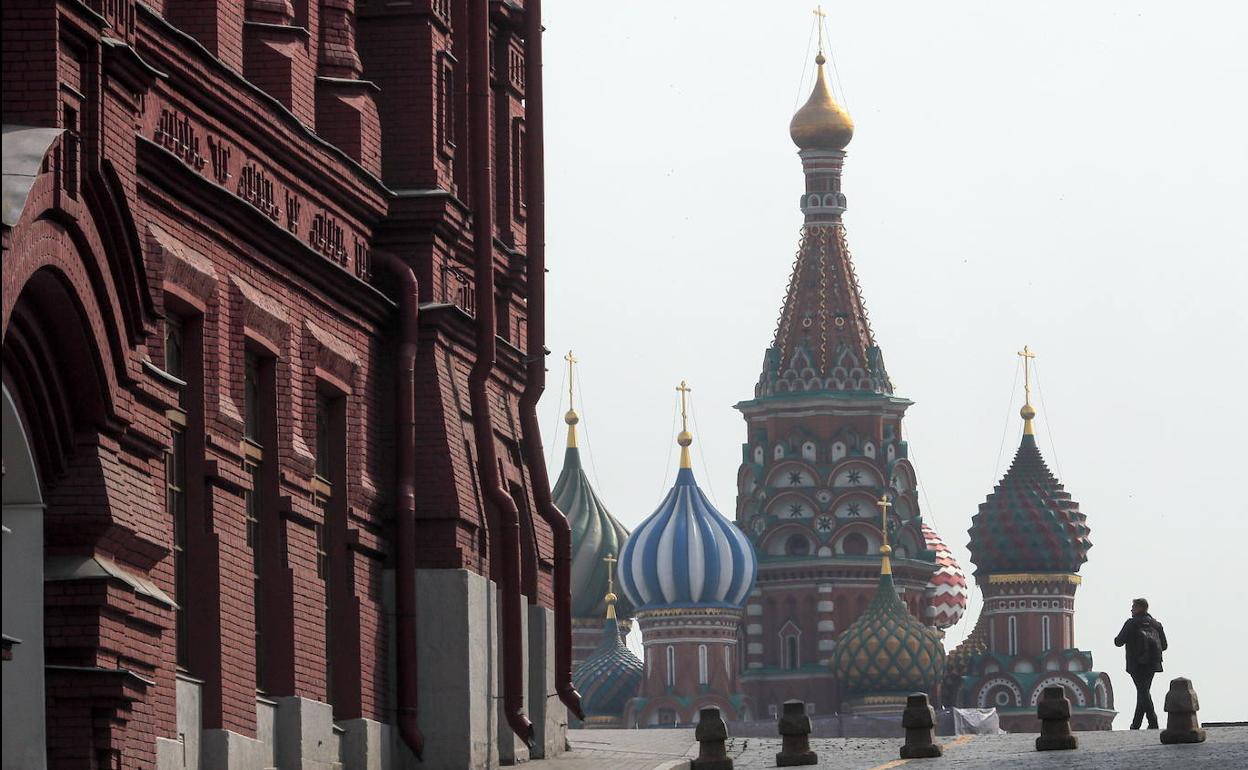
left=829, top=490, right=880, bottom=521
left=737, top=464, right=761, bottom=497
left=888, top=459, right=917, bottom=495
left=762, top=522, right=816, bottom=557
left=766, top=491, right=816, bottom=522
left=765, top=460, right=818, bottom=489
left=832, top=521, right=880, bottom=556
left=829, top=459, right=881, bottom=490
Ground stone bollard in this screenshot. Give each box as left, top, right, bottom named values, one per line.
left=1160, top=677, right=1207, bottom=744
left=900, top=693, right=943, bottom=759
left=1035, top=686, right=1078, bottom=751
left=775, top=700, right=817, bottom=766
left=691, top=707, right=733, bottom=770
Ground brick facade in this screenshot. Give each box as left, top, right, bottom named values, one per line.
left=2, top=0, right=568, bottom=767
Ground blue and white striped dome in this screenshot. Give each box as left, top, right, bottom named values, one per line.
left=618, top=466, right=757, bottom=611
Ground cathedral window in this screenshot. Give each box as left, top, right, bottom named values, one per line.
left=1042, top=616, right=1052, bottom=652
left=665, top=646, right=676, bottom=688
left=785, top=535, right=810, bottom=556
left=698, top=645, right=708, bottom=685
left=1008, top=616, right=1019, bottom=657
left=784, top=634, right=799, bottom=670
left=841, top=532, right=868, bottom=555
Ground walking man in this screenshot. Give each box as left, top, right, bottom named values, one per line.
left=1114, top=597, right=1168, bottom=729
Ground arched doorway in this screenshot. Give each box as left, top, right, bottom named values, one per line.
left=2, top=383, right=47, bottom=770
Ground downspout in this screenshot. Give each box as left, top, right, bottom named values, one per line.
left=374, top=250, right=425, bottom=761
left=516, top=0, right=585, bottom=721
left=467, top=0, right=535, bottom=746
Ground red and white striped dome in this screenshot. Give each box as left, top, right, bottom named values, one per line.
left=921, top=524, right=969, bottom=629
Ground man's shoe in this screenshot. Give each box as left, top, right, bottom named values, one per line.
left=1129, top=723, right=1141, bottom=730
left=1147, top=723, right=1159, bottom=730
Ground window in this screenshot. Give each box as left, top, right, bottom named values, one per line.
left=165, top=317, right=188, bottom=668
left=315, top=387, right=347, bottom=710
left=1008, top=615, right=1018, bottom=657
left=315, top=392, right=332, bottom=480
left=1041, top=616, right=1052, bottom=652
left=842, top=532, right=868, bottom=556
left=665, top=646, right=676, bottom=688
left=438, top=60, right=456, bottom=152
left=242, top=350, right=274, bottom=690
left=511, top=119, right=526, bottom=217
left=785, top=635, right=799, bottom=670
left=785, top=534, right=810, bottom=557
left=698, top=645, right=708, bottom=685
left=244, top=352, right=262, bottom=442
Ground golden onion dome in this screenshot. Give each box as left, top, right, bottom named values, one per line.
left=789, top=53, right=854, bottom=151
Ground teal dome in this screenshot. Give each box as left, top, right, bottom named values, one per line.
left=553, top=444, right=634, bottom=620
left=572, top=600, right=643, bottom=725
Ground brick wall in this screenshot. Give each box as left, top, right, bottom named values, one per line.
left=3, top=0, right=555, bottom=763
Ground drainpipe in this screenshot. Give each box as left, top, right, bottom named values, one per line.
left=516, top=0, right=584, bottom=722
left=373, top=250, right=424, bottom=761
left=467, top=0, right=535, bottom=746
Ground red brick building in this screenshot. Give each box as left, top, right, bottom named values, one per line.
left=1, top=1, right=579, bottom=768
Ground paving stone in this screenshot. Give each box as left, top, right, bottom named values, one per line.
left=523, top=726, right=1248, bottom=770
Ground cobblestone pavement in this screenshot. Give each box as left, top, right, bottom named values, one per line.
left=524, top=726, right=1248, bottom=770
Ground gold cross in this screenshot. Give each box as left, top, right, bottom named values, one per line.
left=1017, top=345, right=1036, bottom=402
left=876, top=494, right=892, bottom=547
left=565, top=350, right=578, bottom=406
left=603, top=554, right=617, bottom=595
left=676, top=380, right=692, bottom=434
left=814, top=5, right=827, bottom=55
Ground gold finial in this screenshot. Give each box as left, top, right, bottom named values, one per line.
left=676, top=380, right=693, bottom=469
left=564, top=350, right=580, bottom=447
left=876, top=494, right=893, bottom=575
left=1017, top=345, right=1037, bottom=436
left=790, top=8, right=854, bottom=151
left=603, top=554, right=618, bottom=619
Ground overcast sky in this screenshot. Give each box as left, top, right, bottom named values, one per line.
left=537, top=1, right=1248, bottom=725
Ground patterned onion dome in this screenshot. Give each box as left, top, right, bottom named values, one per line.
left=920, top=524, right=969, bottom=629
left=572, top=596, right=643, bottom=723
left=618, top=426, right=757, bottom=611
left=967, top=432, right=1091, bottom=576
left=553, top=416, right=634, bottom=619
left=831, top=557, right=946, bottom=696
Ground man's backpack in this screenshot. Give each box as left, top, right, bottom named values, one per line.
left=1137, top=624, right=1163, bottom=666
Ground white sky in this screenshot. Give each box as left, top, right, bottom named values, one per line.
left=537, top=1, right=1248, bottom=725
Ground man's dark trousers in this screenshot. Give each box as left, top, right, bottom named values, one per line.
left=1130, top=669, right=1158, bottom=728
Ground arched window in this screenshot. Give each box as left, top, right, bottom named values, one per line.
left=698, top=645, right=709, bottom=685
left=1008, top=616, right=1018, bottom=656
left=666, top=645, right=676, bottom=688
left=1041, top=616, right=1052, bottom=652
left=842, top=532, right=868, bottom=556
left=785, top=534, right=811, bottom=556
left=785, top=635, right=799, bottom=670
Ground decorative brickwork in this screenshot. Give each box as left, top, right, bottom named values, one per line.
left=2, top=0, right=568, bottom=766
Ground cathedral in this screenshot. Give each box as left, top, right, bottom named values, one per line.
left=563, top=36, right=1114, bottom=732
